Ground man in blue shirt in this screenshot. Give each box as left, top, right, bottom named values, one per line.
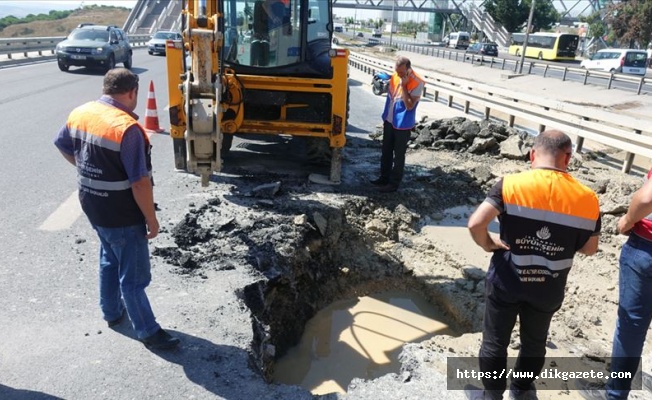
left=54, top=68, right=179, bottom=350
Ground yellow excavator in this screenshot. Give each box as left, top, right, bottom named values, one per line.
left=165, top=0, right=349, bottom=186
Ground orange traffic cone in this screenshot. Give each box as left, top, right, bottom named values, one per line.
left=144, top=80, right=164, bottom=133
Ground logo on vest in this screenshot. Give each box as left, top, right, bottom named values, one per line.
left=536, top=226, right=551, bottom=240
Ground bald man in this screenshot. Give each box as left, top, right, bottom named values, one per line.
left=465, top=130, right=601, bottom=400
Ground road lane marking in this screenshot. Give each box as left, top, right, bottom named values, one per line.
left=39, top=191, right=83, bottom=231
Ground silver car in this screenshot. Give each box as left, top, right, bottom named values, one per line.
left=147, top=31, right=182, bottom=55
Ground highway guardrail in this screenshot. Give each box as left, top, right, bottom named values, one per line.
left=390, top=42, right=651, bottom=96
left=0, top=34, right=151, bottom=59
left=349, top=52, right=652, bottom=174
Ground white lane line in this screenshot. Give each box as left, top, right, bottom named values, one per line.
left=39, top=191, right=83, bottom=231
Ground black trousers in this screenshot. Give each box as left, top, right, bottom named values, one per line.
left=478, top=278, right=558, bottom=398
left=380, top=120, right=410, bottom=187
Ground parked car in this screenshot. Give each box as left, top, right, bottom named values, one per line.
left=356, top=32, right=364, bottom=38
left=55, top=24, right=132, bottom=72
left=465, top=42, right=499, bottom=58
left=147, top=31, right=182, bottom=55
left=580, top=49, right=648, bottom=76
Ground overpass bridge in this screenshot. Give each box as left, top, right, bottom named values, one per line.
left=124, top=0, right=608, bottom=48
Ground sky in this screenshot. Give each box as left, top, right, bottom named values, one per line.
left=0, top=1, right=138, bottom=18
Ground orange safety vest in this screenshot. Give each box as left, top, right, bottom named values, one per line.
left=67, top=101, right=151, bottom=227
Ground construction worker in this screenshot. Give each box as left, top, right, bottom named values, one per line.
left=466, top=130, right=601, bottom=400
left=53, top=68, right=179, bottom=350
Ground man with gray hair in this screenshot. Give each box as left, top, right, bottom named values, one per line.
left=466, top=130, right=601, bottom=399
left=54, top=68, right=179, bottom=350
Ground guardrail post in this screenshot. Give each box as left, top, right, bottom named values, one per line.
left=513, top=60, right=519, bottom=73
left=434, top=90, right=439, bottom=103
left=448, top=95, right=453, bottom=107
left=562, top=67, right=568, bottom=81
left=538, top=124, right=546, bottom=133
left=490, top=57, right=494, bottom=69
left=575, top=136, right=585, bottom=153
left=583, top=70, right=589, bottom=85
left=637, top=78, right=645, bottom=95
left=508, top=115, right=515, bottom=127
left=608, top=73, right=614, bottom=89
left=464, top=100, right=470, bottom=114
left=501, top=59, right=505, bottom=70
left=528, top=62, right=533, bottom=74
left=543, top=65, right=549, bottom=77
left=622, top=130, right=642, bottom=174
left=455, top=52, right=459, bottom=62
left=484, top=107, right=491, bottom=120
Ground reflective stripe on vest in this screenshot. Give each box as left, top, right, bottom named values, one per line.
left=502, top=168, right=599, bottom=270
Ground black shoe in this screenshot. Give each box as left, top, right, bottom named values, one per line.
left=370, top=177, right=388, bottom=186
left=377, top=184, right=398, bottom=193
left=141, top=328, right=180, bottom=350
left=509, top=382, right=538, bottom=400
left=107, top=310, right=125, bottom=327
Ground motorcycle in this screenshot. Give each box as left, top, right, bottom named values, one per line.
left=371, top=71, right=391, bottom=96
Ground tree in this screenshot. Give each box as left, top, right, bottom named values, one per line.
left=580, top=10, right=606, bottom=42
left=603, top=0, right=652, bottom=47
left=484, top=0, right=526, bottom=32
left=484, top=0, right=559, bottom=33
left=527, top=0, right=559, bottom=32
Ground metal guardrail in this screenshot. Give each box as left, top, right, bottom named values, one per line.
left=389, top=42, right=651, bottom=96
left=0, top=35, right=152, bottom=59
left=349, top=52, right=652, bottom=174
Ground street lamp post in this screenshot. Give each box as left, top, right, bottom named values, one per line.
left=518, top=0, right=536, bottom=74
left=389, top=0, right=395, bottom=47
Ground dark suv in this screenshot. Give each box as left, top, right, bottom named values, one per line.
left=55, top=24, right=133, bottom=72
left=466, top=42, right=499, bottom=57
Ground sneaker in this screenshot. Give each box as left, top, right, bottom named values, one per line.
left=369, top=177, right=388, bottom=186
left=575, top=378, right=608, bottom=400
left=509, top=382, right=538, bottom=400
left=141, top=328, right=180, bottom=350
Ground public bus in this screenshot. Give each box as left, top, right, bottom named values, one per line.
left=508, top=32, right=579, bottom=61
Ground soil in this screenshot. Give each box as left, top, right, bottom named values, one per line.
left=149, top=106, right=651, bottom=399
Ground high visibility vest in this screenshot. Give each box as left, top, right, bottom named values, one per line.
left=490, top=168, right=600, bottom=305
left=381, top=70, right=424, bottom=130
left=66, top=101, right=151, bottom=227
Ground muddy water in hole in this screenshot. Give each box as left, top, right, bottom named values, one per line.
left=273, top=290, right=457, bottom=395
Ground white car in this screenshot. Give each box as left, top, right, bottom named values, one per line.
left=580, top=48, right=648, bottom=76
left=147, top=31, right=182, bottom=55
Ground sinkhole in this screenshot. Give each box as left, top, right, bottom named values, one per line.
left=240, top=201, right=475, bottom=395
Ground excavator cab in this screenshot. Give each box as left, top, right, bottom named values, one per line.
left=166, top=0, right=349, bottom=186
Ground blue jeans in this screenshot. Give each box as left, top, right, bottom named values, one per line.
left=93, top=224, right=160, bottom=339
left=606, top=233, right=652, bottom=399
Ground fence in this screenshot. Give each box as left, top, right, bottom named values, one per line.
left=388, top=42, right=652, bottom=96
left=349, top=52, right=652, bottom=174
left=0, top=34, right=152, bottom=60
